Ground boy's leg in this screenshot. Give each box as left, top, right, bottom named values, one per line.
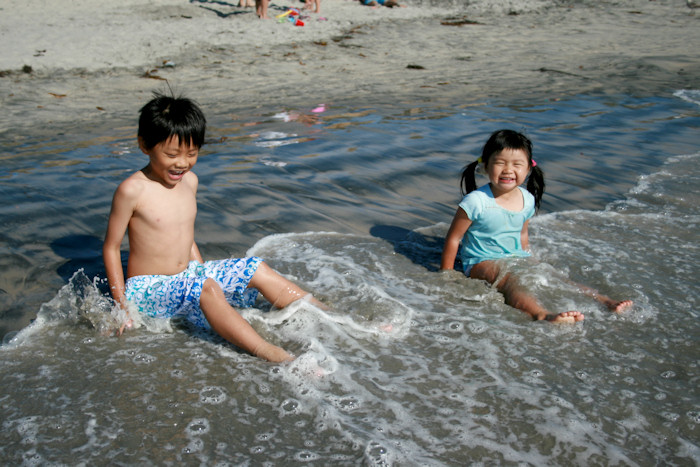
left=248, top=261, right=325, bottom=309
left=470, top=261, right=584, bottom=323
left=199, top=278, right=292, bottom=362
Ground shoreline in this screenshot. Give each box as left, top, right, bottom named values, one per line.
left=1, top=0, right=699, bottom=140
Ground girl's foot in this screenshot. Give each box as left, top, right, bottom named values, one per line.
left=595, top=296, right=633, bottom=313
left=546, top=310, right=585, bottom=324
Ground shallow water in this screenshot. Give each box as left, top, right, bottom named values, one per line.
left=0, top=90, right=699, bottom=465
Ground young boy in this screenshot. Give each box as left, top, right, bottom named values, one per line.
left=103, top=93, right=317, bottom=362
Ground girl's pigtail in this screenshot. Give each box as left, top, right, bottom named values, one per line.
left=460, top=161, right=479, bottom=196
left=527, top=165, right=545, bottom=210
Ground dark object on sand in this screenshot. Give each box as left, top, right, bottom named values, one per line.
left=440, top=16, right=482, bottom=26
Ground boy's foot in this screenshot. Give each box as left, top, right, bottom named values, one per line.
left=546, top=311, right=585, bottom=324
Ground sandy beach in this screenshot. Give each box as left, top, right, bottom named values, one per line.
left=2, top=2, right=700, bottom=464
left=1, top=0, right=698, bottom=139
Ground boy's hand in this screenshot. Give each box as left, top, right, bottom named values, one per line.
left=116, top=300, right=133, bottom=336
left=253, top=341, right=294, bottom=363
left=116, top=318, right=133, bottom=337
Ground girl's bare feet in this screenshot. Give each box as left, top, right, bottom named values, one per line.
left=576, top=283, right=633, bottom=313
left=546, top=310, right=585, bottom=323
left=595, top=295, right=633, bottom=313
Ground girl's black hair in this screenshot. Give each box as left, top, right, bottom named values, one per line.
left=460, top=129, right=545, bottom=210
left=138, top=93, right=206, bottom=149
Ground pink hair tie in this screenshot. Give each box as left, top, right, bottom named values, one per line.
left=531, top=159, right=537, bottom=167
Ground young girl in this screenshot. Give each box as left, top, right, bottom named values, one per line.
left=440, top=129, right=632, bottom=323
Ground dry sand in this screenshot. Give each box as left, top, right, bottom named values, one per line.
left=1, top=0, right=698, bottom=139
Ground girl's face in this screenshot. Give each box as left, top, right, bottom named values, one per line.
left=484, top=148, right=531, bottom=196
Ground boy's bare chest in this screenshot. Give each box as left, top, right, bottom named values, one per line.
left=135, top=185, right=197, bottom=230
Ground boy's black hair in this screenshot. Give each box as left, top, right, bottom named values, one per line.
left=138, top=93, right=206, bottom=149
left=460, top=129, right=545, bottom=210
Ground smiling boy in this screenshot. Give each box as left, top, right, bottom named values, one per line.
left=103, top=94, right=318, bottom=362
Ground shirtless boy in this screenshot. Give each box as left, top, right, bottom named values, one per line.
left=103, top=94, right=318, bottom=362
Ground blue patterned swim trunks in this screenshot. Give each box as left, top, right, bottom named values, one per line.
left=124, top=257, right=262, bottom=329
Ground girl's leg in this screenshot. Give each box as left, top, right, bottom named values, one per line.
left=470, top=261, right=584, bottom=323
left=199, top=278, right=292, bottom=362
left=248, top=261, right=326, bottom=310
left=568, top=281, right=633, bottom=312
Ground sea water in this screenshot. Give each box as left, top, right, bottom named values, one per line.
left=0, top=90, right=698, bottom=465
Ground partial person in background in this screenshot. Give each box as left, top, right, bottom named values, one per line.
left=304, top=0, right=321, bottom=14
left=256, top=0, right=269, bottom=18
left=359, top=0, right=404, bottom=7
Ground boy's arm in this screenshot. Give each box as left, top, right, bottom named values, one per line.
left=190, top=241, right=204, bottom=263
left=187, top=172, right=204, bottom=264
left=441, top=208, right=471, bottom=271
left=103, top=181, right=139, bottom=309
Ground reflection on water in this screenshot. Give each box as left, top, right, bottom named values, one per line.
left=0, top=93, right=699, bottom=464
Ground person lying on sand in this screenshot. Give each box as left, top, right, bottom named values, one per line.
left=359, top=0, right=404, bottom=7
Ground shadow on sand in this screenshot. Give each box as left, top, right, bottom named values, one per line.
left=369, top=224, right=456, bottom=273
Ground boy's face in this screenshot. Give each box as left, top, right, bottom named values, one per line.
left=139, top=135, right=199, bottom=188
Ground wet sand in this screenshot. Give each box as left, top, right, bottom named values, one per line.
left=1, top=0, right=698, bottom=139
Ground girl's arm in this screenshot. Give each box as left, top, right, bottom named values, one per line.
left=521, top=220, right=530, bottom=252
left=441, top=208, right=472, bottom=270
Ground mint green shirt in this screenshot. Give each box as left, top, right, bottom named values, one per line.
left=458, top=184, right=535, bottom=269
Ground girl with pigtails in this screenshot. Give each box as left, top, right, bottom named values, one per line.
left=441, top=129, right=632, bottom=323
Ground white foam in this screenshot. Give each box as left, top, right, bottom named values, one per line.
left=2, top=150, right=697, bottom=464
left=674, top=89, right=700, bottom=107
